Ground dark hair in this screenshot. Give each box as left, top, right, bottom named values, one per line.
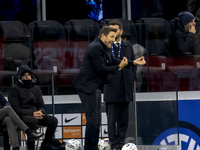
left=108, top=19, right=123, bottom=30
left=99, top=26, right=117, bottom=37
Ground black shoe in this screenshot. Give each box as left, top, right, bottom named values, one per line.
left=40, top=144, right=56, bottom=150
left=13, top=147, right=20, bottom=150
left=27, top=131, right=44, bottom=141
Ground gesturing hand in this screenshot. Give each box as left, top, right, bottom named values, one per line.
left=119, top=57, right=128, bottom=69
left=133, top=56, right=146, bottom=65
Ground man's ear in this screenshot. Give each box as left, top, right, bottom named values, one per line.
left=121, top=29, right=123, bottom=35
left=100, top=33, right=105, bottom=40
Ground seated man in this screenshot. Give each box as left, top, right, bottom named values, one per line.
left=175, top=11, right=197, bottom=55
left=8, top=65, right=63, bottom=150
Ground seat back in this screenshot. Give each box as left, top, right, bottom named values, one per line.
left=64, top=19, right=100, bottom=69
left=65, top=19, right=99, bottom=42
left=29, top=20, right=66, bottom=71
left=137, top=18, right=172, bottom=56
left=0, top=21, right=30, bottom=71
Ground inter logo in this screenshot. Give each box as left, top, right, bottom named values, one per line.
left=153, top=126, right=200, bottom=150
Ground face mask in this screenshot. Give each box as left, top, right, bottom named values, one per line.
left=21, top=80, right=32, bottom=87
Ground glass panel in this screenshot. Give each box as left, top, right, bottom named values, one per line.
left=0, top=19, right=199, bottom=149
left=135, top=74, right=179, bottom=146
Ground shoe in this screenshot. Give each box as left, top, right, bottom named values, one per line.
left=27, top=131, right=44, bottom=141
left=13, top=147, right=20, bottom=150
left=40, top=144, right=57, bottom=150
left=52, top=139, right=66, bottom=147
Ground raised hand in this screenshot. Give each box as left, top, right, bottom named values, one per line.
left=134, top=56, right=146, bottom=65
left=189, top=26, right=196, bottom=34
left=119, top=57, right=128, bottom=69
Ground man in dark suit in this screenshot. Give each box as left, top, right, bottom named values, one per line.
left=103, top=19, right=138, bottom=150
left=73, top=26, right=145, bottom=150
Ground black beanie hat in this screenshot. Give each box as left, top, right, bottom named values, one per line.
left=178, top=11, right=195, bottom=25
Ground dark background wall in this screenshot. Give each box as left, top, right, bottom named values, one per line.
left=0, top=0, right=192, bottom=24
left=103, top=0, right=188, bottom=21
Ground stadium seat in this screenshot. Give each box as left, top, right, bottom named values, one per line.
left=163, top=55, right=200, bottom=91
left=0, top=21, right=30, bottom=93
left=28, top=20, right=67, bottom=94
left=29, top=20, right=66, bottom=72
left=47, top=19, right=101, bottom=94
left=64, top=19, right=100, bottom=69
left=0, top=21, right=30, bottom=71
left=135, top=18, right=172, bottom=91
left=136, top=18, right=172, bottom=56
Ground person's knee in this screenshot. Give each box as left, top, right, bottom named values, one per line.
left=3, top=106, right=12, bottom=114
left=50, top=116, right=58, bottom=126
left=44, top=116, right=58, bottom=128
left=2, top=116, right=12, bottom=125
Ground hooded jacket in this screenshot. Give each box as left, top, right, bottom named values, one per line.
left=8, top=65, right=45, bottom=117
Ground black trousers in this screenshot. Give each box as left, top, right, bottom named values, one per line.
left=106, top=102, right=129, bottom=149
left=20, top=114, right=58, bottom=150
left=78, top=88, right=101, bottom=150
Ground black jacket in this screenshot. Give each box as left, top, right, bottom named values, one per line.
left=175, top=21, right=196, bottom=55
left=103, top=40, right=136, bottom=103
left=73, top=38, right=121, bottom=94
left=8, top=65, right=45, bottom=117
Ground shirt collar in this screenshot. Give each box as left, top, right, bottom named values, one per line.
left=114, top=39, right=122, bottom=47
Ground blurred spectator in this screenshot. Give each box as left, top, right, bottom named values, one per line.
left=175, top=11, right=198, bottom=55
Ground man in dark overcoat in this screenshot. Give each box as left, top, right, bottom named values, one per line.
left=103, top=19, right=137, bottom=150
